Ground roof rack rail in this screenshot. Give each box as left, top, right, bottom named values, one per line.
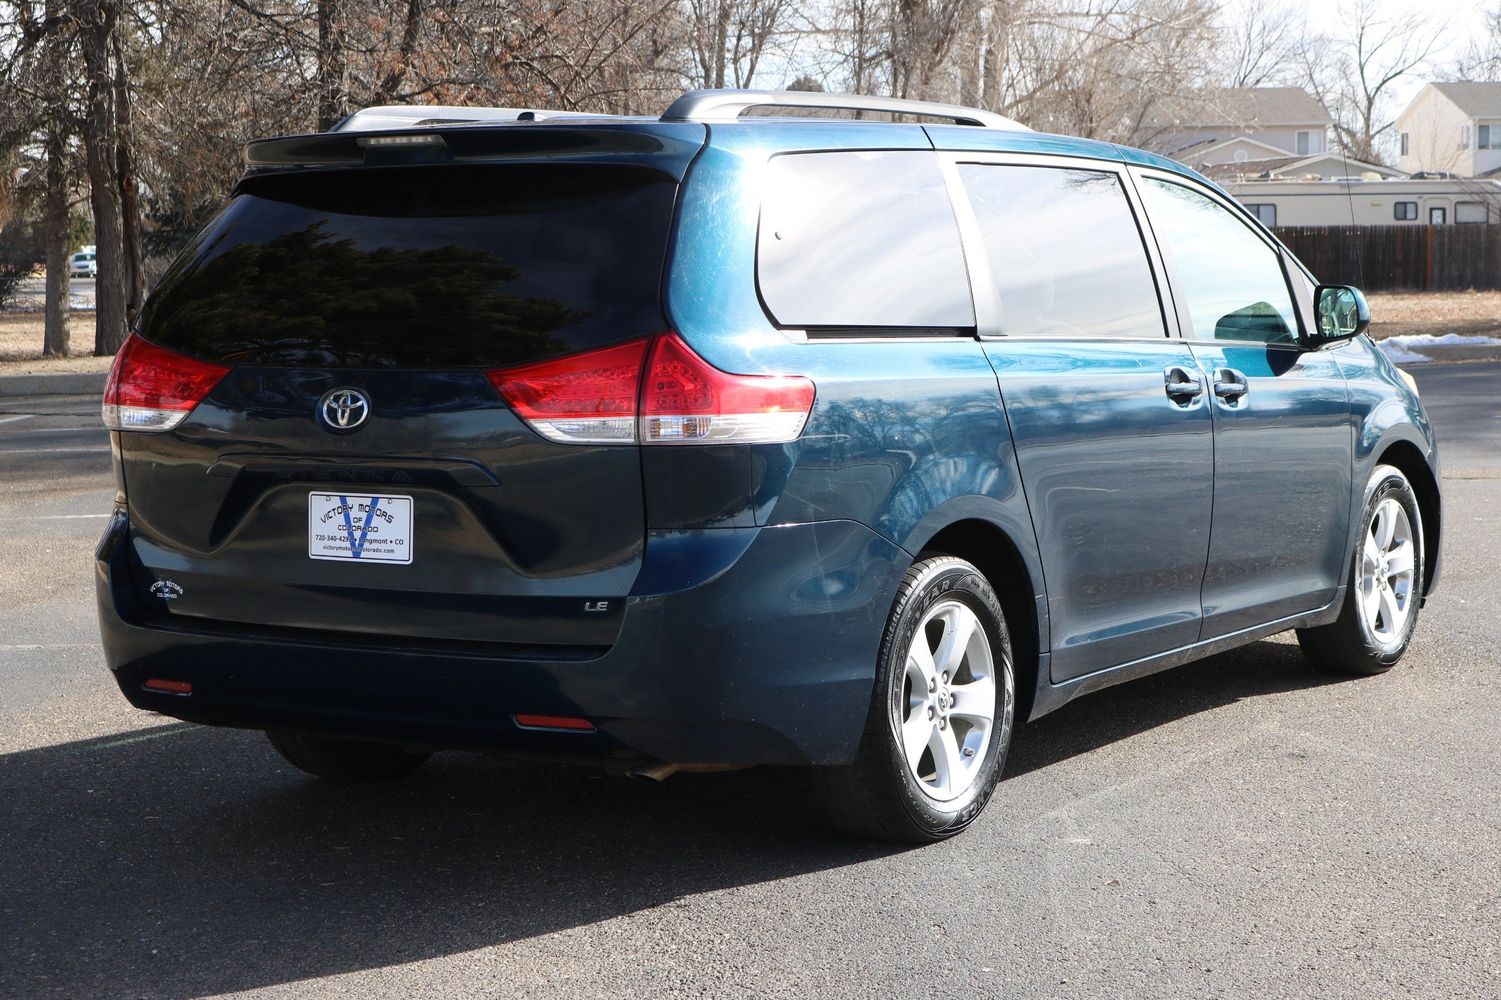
left=661, top=89, right=1029, bottom=131
left=331, top=105, right=608, bottom=133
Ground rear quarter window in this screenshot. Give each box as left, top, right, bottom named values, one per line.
left=757, top=150, right=975, bottom=330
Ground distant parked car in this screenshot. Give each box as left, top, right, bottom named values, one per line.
left=69, top=250, right=97, bottom=278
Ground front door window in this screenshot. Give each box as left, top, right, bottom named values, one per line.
left=1139, top=177, right=1299, bottom=345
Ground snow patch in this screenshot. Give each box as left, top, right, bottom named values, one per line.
left=1380, top=333, right=1501, bottom=348
left=1376, top=333, right=1501, bottom=365
left=1379, top=343, right=1434, bottom=364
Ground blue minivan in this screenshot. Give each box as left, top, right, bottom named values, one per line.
left=96, top=89, right=1440, bottom=841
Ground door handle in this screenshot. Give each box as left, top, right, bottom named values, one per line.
left=1163, top=366, right=1204, bottom=400
left=1213, top=368, right=1249, bottom=402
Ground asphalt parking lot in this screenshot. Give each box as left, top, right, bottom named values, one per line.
left=6, top=275, right=96, bottom=312
left=1, top=364, right=1498, bottom=999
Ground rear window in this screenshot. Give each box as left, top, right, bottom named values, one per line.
left=757, top=151, right=975, bottom=330
left=140, top=164, right=677, bottom=368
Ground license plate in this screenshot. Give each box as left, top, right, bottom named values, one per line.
left=308, top=493, right=413, bottom=564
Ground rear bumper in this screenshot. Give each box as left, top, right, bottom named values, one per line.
left=96, top=512, right=907, bottom=766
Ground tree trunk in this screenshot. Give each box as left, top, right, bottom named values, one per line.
left=77, top=0, right=129, bottom=356
left=112, top=18, right=145, bottom=314
left=42, top=0, right=70, bottom=358
left=316, top=0, right=346, bottom=131
left=43, top=129, right=71, bottom=358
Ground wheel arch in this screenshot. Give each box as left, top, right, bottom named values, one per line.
left=1374, top=438, right=1441, bottom=597
left=910, top=517, right=1046, bottom=722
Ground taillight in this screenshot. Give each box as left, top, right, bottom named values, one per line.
left=487, top=333, right=814, bottom=446
left=639, top=334, right=814, bottom=445
left=485, top=338, right=649, bottom=445
left=102, top=334, right=231, bottom=432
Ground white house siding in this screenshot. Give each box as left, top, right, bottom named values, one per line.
left=1398, top=88, right=1477, bottom=176
left=1475, top=125, right=1501, bottom=176
left=1164, top=125, right=1327, bottom=160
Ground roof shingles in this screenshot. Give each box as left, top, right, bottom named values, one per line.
left=1430, top=81, right=1501, bottom=119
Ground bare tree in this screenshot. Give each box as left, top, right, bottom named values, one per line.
left=1300, top=0, right=1445, bottom=163
left=75, top=0, right=129, bottom=355
left=687, top=0, right=789, bottom=89
left=111, top=14, right=143, bottom=313
left=1219, top=0, right=1300, bottom=88
left=1453, top=3, right=1501, bottom=82
left=42, top=0, right=72, bottom=356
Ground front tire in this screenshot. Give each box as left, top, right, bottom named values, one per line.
left=1297, top=464, right=1424, bottom=675
left=818, top=556, right=1015, bottom=843
left=266, top=728, right=430, bottom=781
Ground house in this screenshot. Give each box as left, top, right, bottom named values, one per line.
left=1396, top=82, right=1501, bottom=178
left=1149, top=87, right=1333, bottom=165
left=1202, top=154, right=1405, bottom=185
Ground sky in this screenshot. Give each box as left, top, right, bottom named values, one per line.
left=1264, top=0, right=1492, bottom=110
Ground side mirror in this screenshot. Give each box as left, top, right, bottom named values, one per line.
left=1312, top=284, right=1370, bottom=344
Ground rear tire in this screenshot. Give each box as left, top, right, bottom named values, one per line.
left=266, top=728, right=430, bottom=781
left=817, top=556, right=1015, bottom=843
left=1297, top=464, right=1424, bottom=676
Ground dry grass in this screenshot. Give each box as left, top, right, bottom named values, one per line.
left=1365, top=290, right=1501, bottom=341
left=0, top=313, right=114, bottom=373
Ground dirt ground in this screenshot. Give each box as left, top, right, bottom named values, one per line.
left=0, top=313, right=114, bottom=374
left=2, top=291, right=1498, bottom=374
left=1365, top=290, right=1501, bottom=341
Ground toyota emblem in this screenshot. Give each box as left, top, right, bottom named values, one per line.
left=319, top=388, right=370, bottom=431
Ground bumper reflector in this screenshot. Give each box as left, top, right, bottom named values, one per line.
left=513, top=713, right=596, bottom=733
left=143, top=678, right=193, bottom=695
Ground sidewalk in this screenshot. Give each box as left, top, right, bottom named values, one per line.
left=0, top=370, right=108, bottom=398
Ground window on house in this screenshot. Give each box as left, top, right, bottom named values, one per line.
left=1244, top=203, right=1278, bottom=227
left=1400, top=132, right=1410, bottom=156
left=1480, top=125, right=1494, bottom=150
left=1461, top=125, right=1472, bottom=150
left=1457, top=201, right=1489, bottom=223
left=1393, top=202, right=1418, bottom=221
left=1296, top=131, right=1310, bottom=156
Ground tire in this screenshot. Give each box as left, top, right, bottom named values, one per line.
left=817, top=555, right=1016, bottom=843
left=266, top=728, right=430, bottom=781
left=1297, top=464, right=1424, bottom=676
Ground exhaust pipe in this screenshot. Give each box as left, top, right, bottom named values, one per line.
left=627, top=762, right=681, bottom=782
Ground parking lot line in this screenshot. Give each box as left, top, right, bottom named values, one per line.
left=14, top=514, right=110, bottom=520
left=0, top=446, right=108, bottom=455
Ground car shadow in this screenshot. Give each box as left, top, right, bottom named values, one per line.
left=1006, top=637, right=1344, bottom=778
left=2, top=638, right=1338, bottom=998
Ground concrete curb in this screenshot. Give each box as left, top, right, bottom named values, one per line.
left=0, top=371, right=108, bottom=398
left=1379, top=345, right=1501, bottom=366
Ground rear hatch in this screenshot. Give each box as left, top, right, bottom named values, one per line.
left=114, top=130, right=700, bottom=652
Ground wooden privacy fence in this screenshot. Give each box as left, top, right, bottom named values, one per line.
left=1272, top=225, right=1501, bottom=291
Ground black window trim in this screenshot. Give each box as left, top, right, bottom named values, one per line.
left=1126, top=166, right=1310, bottom=348
left=1394, top=201, right=1418, bottom=221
